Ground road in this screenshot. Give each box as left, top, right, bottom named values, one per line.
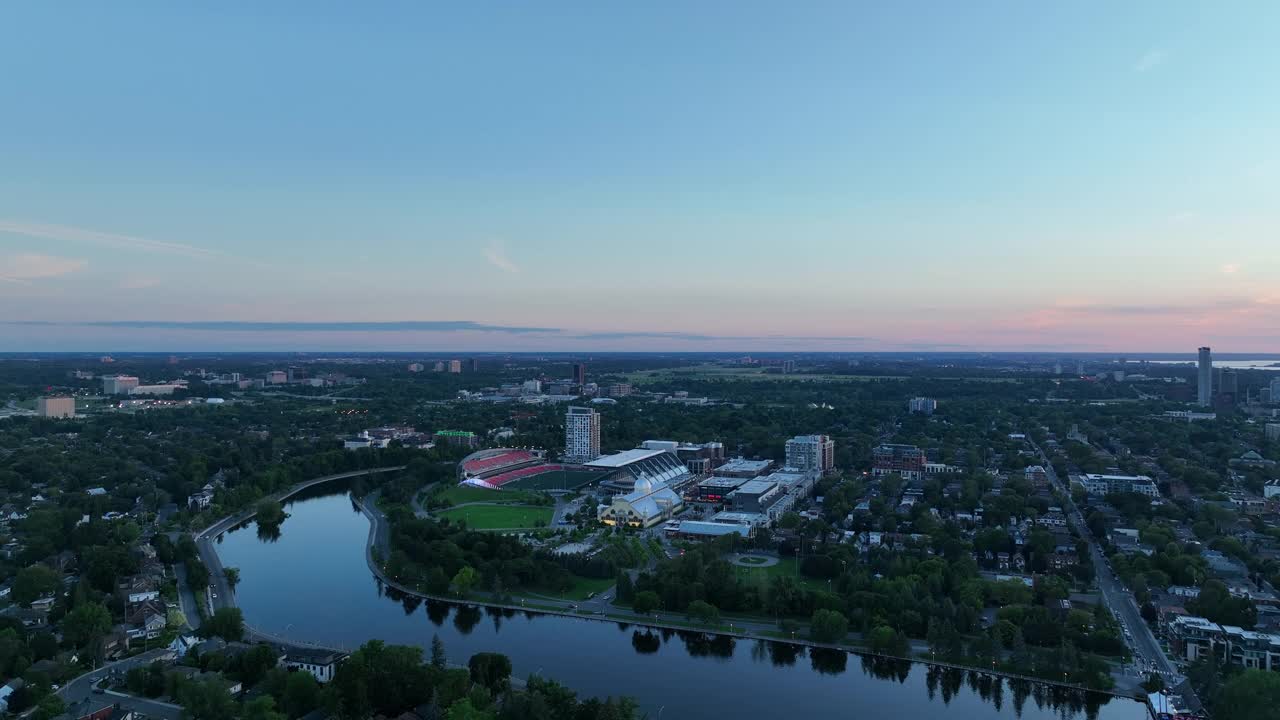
left=1032, top=442, right=1179, bottom=681
left=194, top=467, right=406, bottom=617
left=55, top=648, right=182, bottom=720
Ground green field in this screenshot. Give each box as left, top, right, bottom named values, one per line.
left=549, top=575, right=616, bottom=601
left=436, top=504, right=553, bottom=530
left=734, top=557, right=828, bottom=592
left=503, top=468, right=607, bottom=491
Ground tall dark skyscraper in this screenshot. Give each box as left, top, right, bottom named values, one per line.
left=573, top=362, right=586, bottom=385
left=468, top=358, right=480, bottom=372
left=1197, top=346, right=1213, bottom=407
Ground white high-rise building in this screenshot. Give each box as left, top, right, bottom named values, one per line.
left=1197, top=347, right=1213, bottom=407
left=564, top=406, right=601, bottom=463
left=785, top=434, right=834, bottom=474
left=102, top=375, right=139, bottom=395
left=908, top=397, right=937, bottom=415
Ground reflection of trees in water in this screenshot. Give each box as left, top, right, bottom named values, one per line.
left=399, top=594, right=422, bottom=616
left=614, top=622, right=632, bottom=632
left=921, top=670, right=1104, bottom=719
left=676, top=631, right=735, bottom=658
left=256, top=524, right=282, bottom=542
left=483, top=605, right=513, bottom=632
left=631, top=630, right=661, bottom=654
left=453, top=604, right=482, bottom=634
left=425, top=599, right=450, bottom=626
left=767, top=641, right=802, bottom=667
left=809, top=647, right=847, bottom=675
left=858, top=655, right=910, bottom=683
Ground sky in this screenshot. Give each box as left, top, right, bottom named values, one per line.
left=2, top=2, right=1278, bottom=352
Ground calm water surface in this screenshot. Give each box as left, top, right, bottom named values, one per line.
left=215, top=489, right=1146, bottom=720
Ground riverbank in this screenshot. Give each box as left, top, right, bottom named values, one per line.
left=352, top=491, right=1135, bottom=701
left=192, top=467, right=405, bottom=623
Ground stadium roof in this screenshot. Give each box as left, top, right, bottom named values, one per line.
left=586, top=448, right=666, bottom=468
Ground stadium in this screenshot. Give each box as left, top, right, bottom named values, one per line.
left=457, top=448, right=605, bottom=491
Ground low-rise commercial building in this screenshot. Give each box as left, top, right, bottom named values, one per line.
left=1167, top=614, right=1280, bottom=671
left=872, top=444, right=926, bottom=480
left=715, top=458, right=773, bottom=479
left=727, top=479, right=782, bottom=514
left=694, top=477, right=747, bottom=503
left=1073, top=473, right=1160, bottom=497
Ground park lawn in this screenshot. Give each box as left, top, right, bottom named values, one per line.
left=733, top=557, right=828, bottom=593
left=436, top=504, right=553, bottom=530
left=437, top=485, right=542, bottom=506
left=517, top=574, right=615, bottom=602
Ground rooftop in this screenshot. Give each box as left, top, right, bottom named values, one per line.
left=586, top=448, right=666, bottom=468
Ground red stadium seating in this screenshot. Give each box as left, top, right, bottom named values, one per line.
left=461, top=450, right=535, bottom=477
left=484, top=464, right=566, bottom=487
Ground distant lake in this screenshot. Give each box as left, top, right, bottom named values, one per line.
left=214, top=488, right=1145, bottom=720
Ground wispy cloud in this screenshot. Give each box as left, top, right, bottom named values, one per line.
left=1220, top=263, right=1240, bottom=274
left=482, top=241, right=519, bottom=273
left=571, top=331, right=876, bottom=343
left=1133, top=49, right=1167, bottom=73
left=0, top=253, right=88, bottom=284
left=6, top=320, right=560, bottom=334
left=0, top=220, right=219, bottom=259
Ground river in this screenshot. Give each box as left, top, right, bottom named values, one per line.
left=214, top=487, right=1146, bottom=720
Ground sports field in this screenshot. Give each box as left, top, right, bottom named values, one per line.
left=503, top=468, right=607, bottom=491
left=436, top=504, right=553, bottom=530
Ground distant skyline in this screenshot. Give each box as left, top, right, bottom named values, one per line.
left=3, top=3, right=1278, bottom=352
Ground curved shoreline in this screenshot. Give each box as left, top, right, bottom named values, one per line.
left=350, top=492, right=1135, bottom=702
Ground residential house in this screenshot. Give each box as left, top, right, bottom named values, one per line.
left=283, top=647, right=348, bottom=683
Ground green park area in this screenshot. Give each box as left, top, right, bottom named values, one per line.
left=733, top=557, right=829, bottom=593
left=435, top=504, right=553, bottom=530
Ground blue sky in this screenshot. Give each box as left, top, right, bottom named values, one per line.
left=2, top=2, right=1278, bottom=351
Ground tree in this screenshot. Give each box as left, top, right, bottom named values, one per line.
left=224, top=567, right=240, bottom=591
left=62, top=602, right=112, bottom=648
left=616, top=572, right=634, bottom=603
left=12, top=564, right=59, bottom=606
left=468, top=652, right=512, bottom=693
left=632, top=591, right=660, bottom=615
left=281, top=669, right=320, bottom=718
left=451, top=566, right=479, bottom=597
left=1218, top=669, right=1280, bottom=720
left=177, top=677, right=237, bottom=720
left=238, top=644, right=280, bottom=687
left=686, top=600, right=720, bottom=624
left=242, top=696, right=286, bottom=720
left=203, top=607, right=244, bottom=641
left=446, top=698, right=495, bottom=720
left=431, top=634, right=447, bottom=669
left=810, top=609, right=850, bottom=643
left=32, top=695, right=65, bottom=720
